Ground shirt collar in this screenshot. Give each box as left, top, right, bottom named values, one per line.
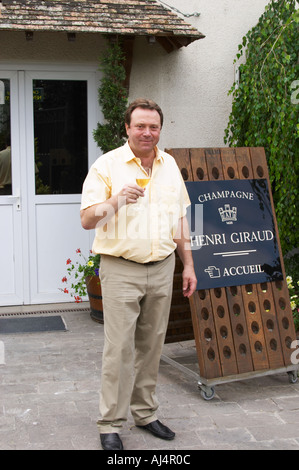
left=122, top=140, right=164, bottom=164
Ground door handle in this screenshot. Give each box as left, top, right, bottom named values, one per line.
left=7, top=188, right=21, bottom=211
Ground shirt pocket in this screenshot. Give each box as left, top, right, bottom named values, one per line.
left=155, top=184, right=180, bottom=214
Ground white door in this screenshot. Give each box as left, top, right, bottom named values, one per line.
left=0, top=68, right=100, bottom=306
left=0, top=72, right=25, bottom=305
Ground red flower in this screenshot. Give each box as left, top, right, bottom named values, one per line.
left=66, top=258, right=72, bottom=265
left=76, top=249, right=81, bottom=253
left=74, top=296, right=82, bottom=303
left=62, top=276, right=67, bottom=283
left=63, top=288, right=69, bottom=294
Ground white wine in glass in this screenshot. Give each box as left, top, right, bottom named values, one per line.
left=136, top=177, right=150, bottom=188
left=136, top=168, right=151, bottom=188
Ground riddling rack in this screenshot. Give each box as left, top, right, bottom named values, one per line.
left=163, top=147, right=298, bottom=400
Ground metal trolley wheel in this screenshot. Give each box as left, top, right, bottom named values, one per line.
left=198, top=383, right=215, bottom=401
left=288, top=370, right=298, bottom=384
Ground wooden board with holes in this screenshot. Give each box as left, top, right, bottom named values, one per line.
left=165, top=147, right=297, bottom=380
left=165, top=149, right=194, bottom=343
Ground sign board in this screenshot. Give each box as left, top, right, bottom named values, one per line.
left=186, top=179, right=283, bottom=290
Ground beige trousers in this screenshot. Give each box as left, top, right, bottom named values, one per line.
left=97, top=253, right=175, bottom=434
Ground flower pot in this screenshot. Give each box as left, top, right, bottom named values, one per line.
left=85, top=276, right=104, bottom=324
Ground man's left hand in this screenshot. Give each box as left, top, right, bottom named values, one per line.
left=182, top=266, right=197, bottom=298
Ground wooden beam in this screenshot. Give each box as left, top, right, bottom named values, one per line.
left=155, top=36, right=175, bottom=53
left=121, top=36, right=135, bottom=92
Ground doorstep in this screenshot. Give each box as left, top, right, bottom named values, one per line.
left=0, top=301, right=90, bottom=317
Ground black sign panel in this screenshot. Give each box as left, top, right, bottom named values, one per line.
left=186, top=179, right=283, bottom=290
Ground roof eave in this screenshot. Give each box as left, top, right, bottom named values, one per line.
left=0, top=25, right=205, bottom=52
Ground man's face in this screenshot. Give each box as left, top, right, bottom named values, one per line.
left=125, top=107, right=161, bottom=157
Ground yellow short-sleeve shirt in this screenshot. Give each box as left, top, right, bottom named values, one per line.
left=81, top=142, right=190, bottom=263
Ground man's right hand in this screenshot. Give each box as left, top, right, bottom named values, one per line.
left=81, top=184, right=145, bottom=230
left=118, top=183, right=145, bottom=205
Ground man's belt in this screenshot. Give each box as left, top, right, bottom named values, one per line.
left=119, top=253, right=172, bottom=266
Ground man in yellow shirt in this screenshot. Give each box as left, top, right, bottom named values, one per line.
left=81, top=98, right=197, bottom=450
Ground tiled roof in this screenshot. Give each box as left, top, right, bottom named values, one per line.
left=0, top=0, right=204, bottom=48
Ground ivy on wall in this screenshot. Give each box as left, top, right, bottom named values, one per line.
left=93, top=41, right=128, bottom=153
left=224, top=0, right=299, bottom=258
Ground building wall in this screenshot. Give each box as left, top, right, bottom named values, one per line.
left=129, top=0, right=271, bottom=151
left=0, top=0, right=271, bottom=152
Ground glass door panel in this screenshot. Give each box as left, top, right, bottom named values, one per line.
left=0, top=78, right=12, bottom=195
left=33, top=79, right=88, bottom=195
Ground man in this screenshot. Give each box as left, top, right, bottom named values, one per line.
left=80, top=98, right=197, bottom=450
left=0, top=137, right=12, bottom=195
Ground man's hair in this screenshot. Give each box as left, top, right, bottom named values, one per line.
left=124, top=98, right=164, bottom=128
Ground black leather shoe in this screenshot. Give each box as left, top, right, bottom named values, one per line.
left=100, top=433, right=123, bottom=450
left=137, top=420, right=175, bottom=440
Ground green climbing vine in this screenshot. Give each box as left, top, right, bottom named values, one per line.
left=224, top=0, right=299, bottom=259
left=93, top=41, right=128, bottom=153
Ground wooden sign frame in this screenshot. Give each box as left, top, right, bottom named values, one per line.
left=164, top=147, right=298, bottom=398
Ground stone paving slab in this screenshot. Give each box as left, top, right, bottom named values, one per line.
left=0, top=309, right=299, bottom=450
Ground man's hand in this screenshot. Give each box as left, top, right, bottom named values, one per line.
left=174, top=216, right=197, bottom=298
left=119, top=183, right=145, bottom=205
left=81, top=183, right=145, bottom=230
left=182, top=265, right=197, bottom=298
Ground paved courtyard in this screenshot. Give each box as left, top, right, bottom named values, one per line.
left=0, top=304, right=299, bottom=450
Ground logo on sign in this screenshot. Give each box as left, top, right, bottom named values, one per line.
left=218, top=204, right=237, bottom=224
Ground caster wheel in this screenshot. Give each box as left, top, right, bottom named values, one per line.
left=199, top=386, right=215, bottom=401
left=288, top=371, right=298, bottom=384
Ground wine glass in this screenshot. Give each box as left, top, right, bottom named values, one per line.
left=133, top=168, right=151, bottom=212
left=136, top=168, right=151, bottom=188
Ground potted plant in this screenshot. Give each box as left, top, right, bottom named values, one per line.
left=60, top=249, right=103, bottom=323
left=287, top=275, right=299, bottom=336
